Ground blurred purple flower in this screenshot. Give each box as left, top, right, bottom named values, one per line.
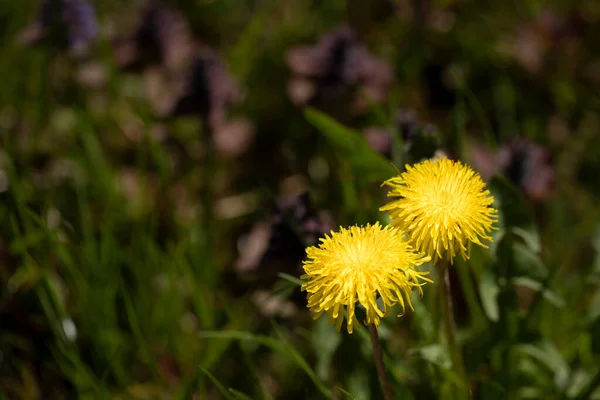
left=472, top=138, right=555, bottom=201
left=268, top=193, right=334, bottom=256
left=363, top=108, right=440, bottom=160
left=286, top=25, right=393, bottom=113
left=235, top=193, right=334, bottom=276
left=511, top=10, right=584, bottom=74
left=395, top=108, right=421, bottom=143
left=499, top=139, right=555, bottom=201
left=363, top=127, right=394, bottom=159
left=18, top=0, right=98, bottom=57
left=213, top=118, right=255, bottom=159
left=112, top=2, right=239, bottom=126
left=112, top=0, right=195, bottom=73
left=163, top=47, right=240, bottom=128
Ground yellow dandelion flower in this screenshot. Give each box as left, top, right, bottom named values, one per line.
left=301, top=222, right=432, bottom=334
left=380, top=157, right=498, bottom=263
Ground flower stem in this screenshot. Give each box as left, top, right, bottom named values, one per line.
left=439, top=261, right=471, bottom=398
left=368, top=324, right=395, bottom=400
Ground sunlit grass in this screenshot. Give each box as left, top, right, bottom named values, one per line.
left=1, top=0, right=600, bottom=399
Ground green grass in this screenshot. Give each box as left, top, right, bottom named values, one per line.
left=2, top=0, right=600, bottom=399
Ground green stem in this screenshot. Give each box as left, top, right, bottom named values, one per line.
left=201, top=119, right=216, bottom=270
left=438, top=261, right=471, bottom=398
left=368, top=324, right=395, bottom=400
left=456, top=259, right=486, bottom=333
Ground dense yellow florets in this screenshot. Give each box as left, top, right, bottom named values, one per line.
left=380, top=158, right=498, bottom=263
left=301, top=222, right=432, bottom=333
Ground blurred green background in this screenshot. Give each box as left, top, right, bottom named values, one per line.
left=1, top=0, right=600, bottom=398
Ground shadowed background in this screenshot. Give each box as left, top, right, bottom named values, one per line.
left=1, top=0, right=600, bottom=399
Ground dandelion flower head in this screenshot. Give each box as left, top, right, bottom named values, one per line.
left=301, top=222, right=432, bottom=334
left=380, top=157, right=498, bottom=263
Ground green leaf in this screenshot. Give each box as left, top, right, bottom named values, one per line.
left=592, top=222, right=600, bottom=274
left=199, top=330, right=284, bottom=351
left=313, top=317, right=342, bottom=381
left=512, top=226, right=541, bottom=254
left=488, top=177, right=540, bottom=252
left=228, top=388, right=255, bottom=400
left=272, top=323, right=335, bottom=399
left=489, top=226, right=506, bottom=258
left=480, top=267, right=500, bottom=322
left=199, top=367, right=236, bottom=400
left=518, top=358, right=553, bottom=390
left=346, top=365, right=371, bottom=400
left=336, top=387, right=360, bottom=400
left=410, top=294, right=436, bottom=340
left=587, top=289, right=600, bottom=322
left=304, top=108, right=395, bottom=182
left=277, top=272, right=304, bottom=287
left=227, top=0, right=275, bottom=81
left=512, top=242, right=547, bottom=281
left=409, top=344, right=451, bottom=370
left=511, top=277, right=565, bottom=308
left=516, top=386, right=545, bottom=399
left=409, top=345, right=463, bottom=391
left=7, top=259, right=42, bottom=293
left=516, top=341, right=570, bottom=390
left=570, top=366, right=600, bottom=400
left=201, top=329, right=334, bottom=399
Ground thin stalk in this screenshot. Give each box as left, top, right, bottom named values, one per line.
left=195, top=118, right=217, bottom=329
left=201, top=119, right=215, bottom=257
left=438, top=261, right=471, bottom=398
left=368, top=324, right=395, bottom=400
left=455, top=258, right=486, bottom=333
